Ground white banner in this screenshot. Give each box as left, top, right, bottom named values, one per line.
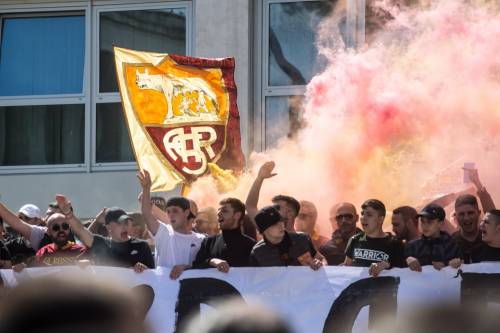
left=2, top=264, right=500, bottom=333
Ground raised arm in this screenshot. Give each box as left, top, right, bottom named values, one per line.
left=468, top=168, right=496, bottom=212
left=0, top=202, right=32, bottom=240
left=55, top=195, right=94, bottom=248
left=245, top=161, right=277, bottom=220
left=87, top=208, right=106, bottom=234
left=137, top=170, right=160, bottom=235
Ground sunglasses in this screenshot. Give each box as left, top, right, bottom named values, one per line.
left=51, top=223, right=70, bottom=232
left=335, top=213, right=354, bottom=221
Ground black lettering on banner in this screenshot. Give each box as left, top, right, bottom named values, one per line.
left=174, top=278, right=244, bottom=332
left=322, top=276, right=400, bottom=333
left=461, top=273, right=500, bottom=307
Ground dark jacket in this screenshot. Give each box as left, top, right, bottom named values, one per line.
left=192, top=228, right=256, bottom=268
left=404, top=232, right=462, bottom=265
left=249, top=231, right=316, bottom=267
left=320, top=228, right=363, bottom=265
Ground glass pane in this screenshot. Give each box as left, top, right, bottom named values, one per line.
left=100, top=8, right=187, bottom=93
left=265, top=95, right=304, bottom=148
left=0, top=105, right=84, bottom=165
left=0, top=15, right=85, bottom=96
left=96, top=103, right=135, bottom=163
left=268, top=1, right=334, bottom=86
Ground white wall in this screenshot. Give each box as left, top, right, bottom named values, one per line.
left=194, top=0, right=253, bottom=156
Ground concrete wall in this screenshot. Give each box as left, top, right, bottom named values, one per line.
left=194, top=0, right=253, bottom=156
left=0, top=0, right=253, bottom=217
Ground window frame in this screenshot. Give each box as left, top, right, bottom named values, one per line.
left=0, top=1, right=192, bottom=174
left=91, top=1, right=192, bottom=171
left=255, top=0, right=364, bottom=151
left=0, top=3, right=91, bottom=174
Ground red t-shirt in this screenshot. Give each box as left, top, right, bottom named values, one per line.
left=35, top=242, right=88, bottom=266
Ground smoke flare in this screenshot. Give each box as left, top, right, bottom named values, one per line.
left=190, top=0, right=500, bottom=234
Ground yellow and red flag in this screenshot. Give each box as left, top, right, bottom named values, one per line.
left=114, top=47, right=245, bottom=192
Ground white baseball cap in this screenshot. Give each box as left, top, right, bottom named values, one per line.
left=18, top=204, right=42, bottom=219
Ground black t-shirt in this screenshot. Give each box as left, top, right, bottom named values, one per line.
left=345, top=232, right=405, bottom=268
left=472, top=242, right=500, bottom=262
left=250, top=232, right=316, bottom=267
left=192, top=228, right=256, bottom=268
left=452, top=231, right=483, bottom=264
left=5, top=236, right=35, bottom=264
left=91, top=235, right=155, bottom=269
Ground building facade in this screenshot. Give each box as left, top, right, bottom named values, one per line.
left=0, top=0, right=364, bottom=217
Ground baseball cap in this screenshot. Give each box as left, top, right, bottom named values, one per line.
left=418, top=204, right=446, bottom=221
left=166, top=197, right=196, bottom=219
left=18, top=204, right=41, bottom=219
left=255, top=205, right=284, bottom=233
left=105, top=207, right=132, bottom=224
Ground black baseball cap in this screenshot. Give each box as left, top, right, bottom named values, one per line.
left=255, top=205, right=284, bottom=233
left=105, top=207, right=132, bottom=224
left=418, top=204, right=445, bottom=221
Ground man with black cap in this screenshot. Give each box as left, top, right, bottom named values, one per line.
left=192, top=198, right=256, bottom=272
left=405, top=203, right=462, bottom=272
left=249, top=205, right=323, bottom=270
left=58, top=195, right=154, bottom=272
left=138, top=170, right=205, bottom=279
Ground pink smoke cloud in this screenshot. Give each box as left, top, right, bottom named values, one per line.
left=190, top=0, right=500, bottom=236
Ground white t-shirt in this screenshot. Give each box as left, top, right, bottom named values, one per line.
left=153, top=221, right=205, bottom=267
left=29, top=225, right=48, bottom=250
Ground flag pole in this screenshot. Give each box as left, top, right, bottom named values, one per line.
left=180, top=182, right=191, bottom=197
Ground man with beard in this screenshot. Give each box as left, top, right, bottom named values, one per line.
left=13, top=213, right=87, bottom=269
left=33, top=213, right=87, bottom=266
left=58, top=195, right=154, bottom=272
left=475, top=210, right=500, bottom=261
left=138, top=170, right=205, bottom=279
left=192, top=198, right=256, bottom=272
left=320, top=202, right=362, bottom=265
left=246, top=161, right=300, bottom=232
left=250, top=206, right=323, bottom=270
left=391, top=206, right=420, bottom=243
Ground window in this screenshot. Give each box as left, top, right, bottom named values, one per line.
left=0, top=2, right=191, bottom=172
left=259, top=0, right=352, bottom=149
left=94, top=6, right=188, bottom=165
left=0, top=12, right=86, bottom=169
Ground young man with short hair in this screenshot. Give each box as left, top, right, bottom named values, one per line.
left=474, top=210, right=500, bottom=262
left=138, top=170, right=205, bottom=279
left=405, top=204, right=462, bottom=271
left=246, top=161, right=300, bottom=231
left=452, top=195, right=484, bottom=263
left=391, top=206, right=420, bottom=243
left=193, top=198, right=255, bottom=272
left=344, top=199, right=405, bottom=276
left=59, top=196, right=154, bottom=272
left=249, top=206, right=323, bottom=270
left=320, top=202, right=362, bottom=265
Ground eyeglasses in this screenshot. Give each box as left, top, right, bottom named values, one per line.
left=335, top=213, right=354, bottom=221
left=51, top=223, right=70, bottom=232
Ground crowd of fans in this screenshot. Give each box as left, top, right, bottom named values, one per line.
left=0, top=161, right=498, bottom=280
